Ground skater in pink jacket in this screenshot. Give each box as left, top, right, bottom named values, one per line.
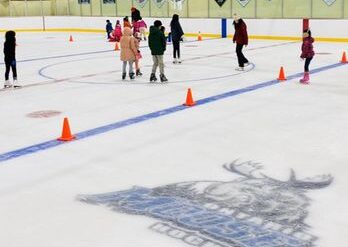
left=300, top=29, right=315, bottom=84
left=109, top=20, right=122, bottom=42
left=137, top=18, right=147, bottom=41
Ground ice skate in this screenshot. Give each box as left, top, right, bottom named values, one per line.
left=122, top=73, right=126, bottom=80
left=136, top=69, right=143, bottom=76
left=178, top=58, right=182, bottom=64
left=173, top=58, right=178, bottom=64
left=160, top=74, right=168, bottom=83
left=129, top=72, right=135, bottom=80
left=150, top=73, right=157, bottom=82
left=244, top=62, right=250, bottom=66
left=4, top=80, right=12, bottom=88
left=235, top=67, right=244, bottom=71
left=300, top=72, right=310, bottom=84
left=13, top=79, right=21, bottom=88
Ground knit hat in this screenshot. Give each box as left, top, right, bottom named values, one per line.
left=154, top=20, right=162, bottom=27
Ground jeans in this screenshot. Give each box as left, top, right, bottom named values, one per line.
left=304, top=57, right=313, bottom=72
left=173, top=40, right=180, bottom=59
left=5, top=59, right=17, bottom=81
left=152, top=55, right=164, bottom=74
left=236, top=43, right=249, bottom=67
left=122, top=61, right=134, bottom=74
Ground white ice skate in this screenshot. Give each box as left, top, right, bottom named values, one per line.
left=178, top=58, right=182, bottom=64
left=235, top=67, right=244, bottom=71
left=13, top=79, right=21, bottom=88
left=173, top=58, right=178, bottom=64
left=244, top=62, right=250, bottom=66
left=4, top=80, right=12, bottom=88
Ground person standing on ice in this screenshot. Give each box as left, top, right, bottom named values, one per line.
left=134, top=32, right=143, bottom=76
left=106, top=20, right=113, bottom=40
left=232, top=14, right=249, bottom=71
left=3, top=30, right=19, bottom=88
left=110, top=20, right=122, bottom=42
left=137, top=18, right=148, bottom=41
left=300, top=29, right=315, bottom=84
left=148, top=20, right=168, bottom=83
left=120, top=27, right=138, bottom=80
left=170, top=14, right=184, bottom=64
left=123, top=16, right=132, bottom=29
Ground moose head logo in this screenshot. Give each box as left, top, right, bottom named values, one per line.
left=79, top=160, right=333, bottom=247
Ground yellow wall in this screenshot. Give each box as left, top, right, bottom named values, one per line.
left=1, top=0, right=348, bottom=18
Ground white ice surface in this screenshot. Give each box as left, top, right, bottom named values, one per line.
left=0, top=32, right=347, bottom=247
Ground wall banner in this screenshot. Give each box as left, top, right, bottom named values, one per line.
left=236, top=0, right=251, bottom=7
left=153, top=0, right=166, bottom=8
left=322, top=0, right=337, bottom=6
left=136, top=0, right=149, bottom=8
left=215, top=0, right=227, bottom=7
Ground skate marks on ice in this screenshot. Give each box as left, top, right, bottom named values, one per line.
left=78, top=160, right=333, bottom=247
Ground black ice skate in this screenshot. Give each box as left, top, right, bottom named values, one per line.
left=129, top=72, right=135, bottom=80
left=122, top=73, right=126, bottom=80
left=160, top=74, right=168, bottom=83
left=136, top=69, right=143, bottom=76
left=150, top=73, right=157, bottom=82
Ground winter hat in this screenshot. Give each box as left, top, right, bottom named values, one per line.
left=154, top=20, right=162, bottom=27
left=5, top=30, right=16, bottom=42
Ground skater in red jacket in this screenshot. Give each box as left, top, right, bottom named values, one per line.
left=300, top=29, right=315, bottom=84
left=232, top=14, right=249, bottom=71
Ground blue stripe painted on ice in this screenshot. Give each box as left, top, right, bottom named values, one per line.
left=0, top=62, right=346, bottom=163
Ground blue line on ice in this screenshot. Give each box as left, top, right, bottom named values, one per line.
left=0, top=62, right=346, bottom=163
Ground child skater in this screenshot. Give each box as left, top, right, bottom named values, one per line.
left=111, top=20, right=122, bottom=42
left=106, top=20, right=113, bottom=40
left=300, top=29, right=315, bottom=84
left=170, top=14, right=184, bottom=64
left=120, top=27, right=138, bottom=80
left=134, top=32, right=143, bottom=76
left=4, top=30, right=19, bottom=88
left=138, top=17, right=148, bottom=41
left=123, top=16, right=132, bottom=29
left=149, top=20, right=167, bottom=82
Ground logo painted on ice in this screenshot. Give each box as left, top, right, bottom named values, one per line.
left=236, top=0, right=251, bottom=7
left=78, top=160, right=333, bottom=247
left=322, top=0, right=337, bottom=6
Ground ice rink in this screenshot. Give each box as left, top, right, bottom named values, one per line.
left=0, top=32, right=347, bottom=247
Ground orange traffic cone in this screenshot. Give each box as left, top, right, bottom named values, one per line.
left=184, top=88, right=196, bottom=107
left=340, top=51, right=347, bottom=63
left=115, top=42, right=120, bottom=51
left=277, top=66, right=286, bottom=81
left=198, top=32, right=203, bottom=41
left=69, top=35, right=74, bottom=42
left=58, top=117, right=76, bottom=141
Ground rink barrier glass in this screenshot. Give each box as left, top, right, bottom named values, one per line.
left=1, top=0, right=348, bottom=18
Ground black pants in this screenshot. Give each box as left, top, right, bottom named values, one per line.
left=173, top=40, right=180, bottom=59
left=236, top=43, right=248, bottom=67
left=5, top=59, right=17, bottom=81
left=304, top=57, right=313, bottom=72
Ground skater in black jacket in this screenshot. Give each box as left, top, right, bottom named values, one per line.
left=3, top=30, right=19, bottom=88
